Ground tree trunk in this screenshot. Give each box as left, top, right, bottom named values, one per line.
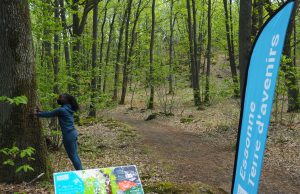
left=252, top=0, right=259, bottom=38
left=98, top=0, right=110, bottom=93
left=229, top=0, right=235, bottom=62
left=103, top=1, right=118, bottom=94
left=282, top=1, right=300, bottom=112
left=191, top=0, right=199, bottom=81
left=113, top=8, right=127, bottom=101
left=120, top=0, right=134, bottom=105
left=169, top=0, right=175, bottom=94
left=71, top=0, right=81, bottom=94
left=71, top=0, right=96, bottom=95
left=59, top=0, right=71, bottom=92
left=239, top=0, right=252, bottom=98
left=223, top=0, right=239, bottom=97
left=41, top=0, right=52, bottom=71
left=89, top=0, right=99, bottom=117
left=148, top=0, right=155, bottom=109
left=0, top=0, right=49, bottom=183
left=205, top=0, right=212, bottom=103
left=186, top=0, right=201, bottom=106
left=53, top=0, right=60, bottom=95
left=120, top=0, right=143, bottom=105
left=258, top=0, right=264, bottom=28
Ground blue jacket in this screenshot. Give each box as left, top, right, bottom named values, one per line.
left=37, top=104, right=78, bottom=140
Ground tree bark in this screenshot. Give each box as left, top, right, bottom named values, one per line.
left=252, top=0, right=259, bottom=38
left=148, top=0, right=155, bottom=109
left=103, top=2, right=118, bottom=94
left=223, top=0, right=239, bottom=97
left=186, top=0, right=201, bottom=106
left=282, top=1, right=300, bottom=112
left=113, top=8, right=127, bottom=101
left=59, top=0, right=71, bottom=92
left=169, top=0, right=175, bottom=94
left=239, top=0, right=252, bottom=98
left=89, top=0, right=99, bottom=117
left=120, top=0, right=143, bottom=105
left=71, top=0, right=97, bottom=95
left=205, top=0, right=212, bottom=103
left=53, top=0, right=60, bottom=95
left=120, top=0, right=134, bottom=105
left=0, top=0, right=49, bottom=183
left=98, top=0, right=110, bottom=93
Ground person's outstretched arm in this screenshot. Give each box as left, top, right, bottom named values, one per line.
left=36, top=108, right=63, bottom=118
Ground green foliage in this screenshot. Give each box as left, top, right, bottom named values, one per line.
left=28, top=0, right=299, bottom=117
left=0, top=145, right=35, bottom=174
left=16, top=165, right=35, bottom=173
left=0, top=96, right=28, bottom=105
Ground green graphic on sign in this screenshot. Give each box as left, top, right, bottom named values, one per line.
left=53, top=165, right=144, bottom=194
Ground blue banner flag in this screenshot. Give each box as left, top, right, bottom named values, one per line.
left=232, top=1, right=296, bottom=194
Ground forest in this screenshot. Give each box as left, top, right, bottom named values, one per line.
left=0, top=0, right=299, bottom=193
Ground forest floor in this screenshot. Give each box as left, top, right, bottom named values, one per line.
left=0, top=98, right=299, bottom=194
left=102, top=98, right=300, bottom=194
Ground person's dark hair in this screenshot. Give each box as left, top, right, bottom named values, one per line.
left=62, top=94, right=79, bottom=111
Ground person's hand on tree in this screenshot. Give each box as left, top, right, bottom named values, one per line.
left=34, top=106, right=41, bottom=116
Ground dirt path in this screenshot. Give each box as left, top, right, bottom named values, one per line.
left=108, top=112, right=299, bottom=194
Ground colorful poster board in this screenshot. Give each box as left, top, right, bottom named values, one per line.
left=54, top=165, right=144, bottom=194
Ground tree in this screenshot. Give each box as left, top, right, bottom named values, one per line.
left=120, top=0, right=133, bottom=105
left=53, top=0, right=60, bottom=96
left=113, top=5, right=127, bottom=101
left=103, top=0, right=118, bottom=93
left=239, top=0, right=252, bottom=97
left=168, top=0, right=176, bottom=94
left=59, top=0, right=72, bottom=92
left=282, top=0, right=300, bottom=112
left=89, top=0, right=99, bottom=117
left=120, top=0, right=144, bottom=104
left=0, top=0, right=48, bottom=182
left=204, top=0, right=212, bottom=103
left=98, top=0, right=110, bottom=93
left=148, top=0, right=156, bottom=109
left=223, top=0, right=239, bottom=97
left=186, top=0, right=201, bottom=106
left=71, top=0, right=97, bottom=94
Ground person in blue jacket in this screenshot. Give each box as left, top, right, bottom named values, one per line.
left=35, top=94, right=83, bottom=170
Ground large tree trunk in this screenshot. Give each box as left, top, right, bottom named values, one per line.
left=89, top=0, right=99, bottom=117
left=239, top=0, right=252, bottom=97
left=223, top=0, right=239, bottom=97
left=148, top=0, right=155, bottom=109
left=0, top=0, right=49, bottom=183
